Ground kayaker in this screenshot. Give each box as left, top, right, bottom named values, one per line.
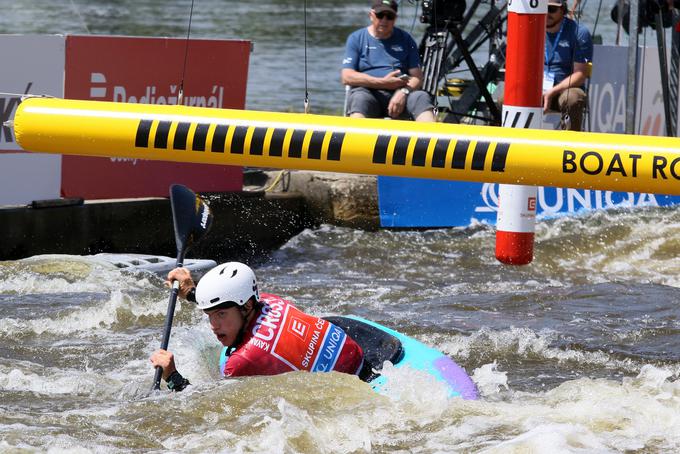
left=149, top=262, right=365, bottom=391
left=341, top=0, right=435, bottom=121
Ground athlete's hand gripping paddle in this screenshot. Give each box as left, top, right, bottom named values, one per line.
left=152, top=184, right=213, bottom=390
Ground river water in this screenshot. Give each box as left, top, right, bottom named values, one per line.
left=2, top=1, right=680, bottom=453
left=2, top=208, right=680, bottom=452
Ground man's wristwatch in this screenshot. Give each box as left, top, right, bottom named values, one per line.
left=400, top=87, right=410, bottom=95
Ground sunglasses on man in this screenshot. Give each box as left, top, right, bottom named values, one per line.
left=375, top=11, right=396, bottom=20
left=547, top=5, right=562, bottom=13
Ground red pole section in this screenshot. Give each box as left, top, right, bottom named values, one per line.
left=495, top=0, right=547, bottom=265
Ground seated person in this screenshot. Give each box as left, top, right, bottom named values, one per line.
left=341, top=0, right=435, bottom=122
left=543, top=0, right=593, bottom=131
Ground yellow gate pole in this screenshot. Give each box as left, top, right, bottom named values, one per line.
left=13, top=97, right=680, bottom=195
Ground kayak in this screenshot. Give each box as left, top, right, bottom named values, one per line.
left=219, top=315, right=478, bottom=400
left=326, top=316, right=478, bottom=400
left=90, top=253, right=477, bottom=399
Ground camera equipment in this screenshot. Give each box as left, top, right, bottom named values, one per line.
left=418, top=0, right=505, bottom=125
left=421, top=0, right=467, bottom=26
left=610, top=0, right=676, bottom=34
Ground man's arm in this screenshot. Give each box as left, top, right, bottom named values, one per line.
left=341, top=68, right=407, bottom=90
left=552, top=61, right=589, bottom=93
left=166, top=267, right=196, bottom=300
left=385, top=67, right=425, bottom=118
left=543, top=62, right=588, bottom=112
left=150, top=349, right=190, bottom=392
left=405, top=67, right=424, bottom=91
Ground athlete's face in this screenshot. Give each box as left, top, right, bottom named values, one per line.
left=207, top=306, right=245, bottom=346
left=370, top=9, right=396, bottom=39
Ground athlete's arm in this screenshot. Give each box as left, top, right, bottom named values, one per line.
left=165, top=267, right=196, bottom=300
left=150, top=349, right=190, bottom=392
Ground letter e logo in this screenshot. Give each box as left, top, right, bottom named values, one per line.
left=527, top=197, right=536, bottom=211
left=289, top=317, right=308, bottom=341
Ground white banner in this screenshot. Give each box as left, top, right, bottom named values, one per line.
left=0, top=35, right=64, bottom=205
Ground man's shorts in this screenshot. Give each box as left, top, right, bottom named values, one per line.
left=346, top=87, right=434, bottom=119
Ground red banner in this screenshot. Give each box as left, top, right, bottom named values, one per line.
left=63, top=35, right=250, bottom=198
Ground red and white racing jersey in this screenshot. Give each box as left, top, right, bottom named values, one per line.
left=219, top=293, right=364, bottom=377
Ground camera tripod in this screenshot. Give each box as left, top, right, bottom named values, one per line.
left=418, top=0, right=507, bottom=125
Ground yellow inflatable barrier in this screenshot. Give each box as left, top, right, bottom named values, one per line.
left=13, top=97, right=680, bottom=195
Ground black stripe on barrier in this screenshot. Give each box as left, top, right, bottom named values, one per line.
left=392, top=136, right=410, bottom=165
left=288, top=129, right=306, bottom=158
left=192, top=123, right=210, bottom=151
left=249, top=127, right=268, bottom=156
left=451, top=139, right=469, bottom=169
left=173, top=122, right=191, bottom=150
left=212, top=124, right=229, bottom=153
left=230, top=126, right=248, bottom=154
left=431, top=138, right=449, bottom=168
left=471, top=141, right=489, bottom=171
left=412, top=137, right=430, bottom=167
left=503, top=111, right=535, bottom=129
left=327, top=132, right=344, bottom=161
left=269, top=128, right=287, bottom=157
left=134, top=118, right=515, bottom=171
left=135, top=119, right=152, bottom=148
left=308, top=131, right=325, bottom=159
left=510, top=111, right=520, bottom=128
left=491, top=142, right=510, bottom=172
left=155, top=120, right=171, bottom=149
left=372, top=135, right=391, bottom=164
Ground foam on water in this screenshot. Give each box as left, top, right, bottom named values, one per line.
left=534, top=208, right=680, bottom=288
left=434, top=326, right=680, bottom=377
left=471, top=361, right=509, bottom=397
left=376, top=361, right=453, bottom=413
left=3, top=345, right=680, bottom=452
left=0, top=255, right=159, bottom=294
left=0, top=363, right=110, bottom=397
left=0, top=289, right=178, bottom=337
left=492, top=366, right=679, bottom=452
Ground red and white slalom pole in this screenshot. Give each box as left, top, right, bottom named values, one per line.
left=495, top=0, right=548, bottom=265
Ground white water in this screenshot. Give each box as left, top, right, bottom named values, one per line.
left=2, top=207, right=680, bottom=452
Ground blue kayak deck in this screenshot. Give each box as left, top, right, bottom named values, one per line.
left=327, top=316, right=478, bottom=400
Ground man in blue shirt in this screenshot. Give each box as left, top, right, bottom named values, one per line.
left=341, top=0, right=435, bottom=121
left=543, top=0, right=593, bottom=131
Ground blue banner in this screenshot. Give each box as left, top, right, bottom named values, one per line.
left=378, top=176, right=680, bottom=228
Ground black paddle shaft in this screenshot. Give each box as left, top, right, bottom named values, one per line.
left=152, top=184, right=212, bottom=391
left=152, top=253, right=185, bottom=390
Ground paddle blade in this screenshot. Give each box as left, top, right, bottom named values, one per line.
left=169, top=184, right=213, bottom=257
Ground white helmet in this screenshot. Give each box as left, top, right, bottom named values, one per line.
left=195, top=262, right=260, bottom=310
